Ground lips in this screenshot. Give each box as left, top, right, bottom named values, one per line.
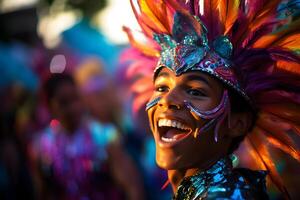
left=156, top=118, right=192, bottom=147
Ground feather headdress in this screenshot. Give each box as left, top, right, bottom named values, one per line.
left=123, top=0, right=300, bottom=197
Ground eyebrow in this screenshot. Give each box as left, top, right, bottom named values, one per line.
left=183, top=75, right=212, bottom=88
left=155, top=71, right=170, bottom=80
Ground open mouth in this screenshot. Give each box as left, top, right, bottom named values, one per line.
left=157, top=119, right=192, bottom=143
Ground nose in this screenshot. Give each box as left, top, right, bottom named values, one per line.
left=158, top=88, right=182, bottom=110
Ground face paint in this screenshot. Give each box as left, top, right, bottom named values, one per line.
left=184, top=90, right=230, bottom=142
left=146, top=96, right=162, bottom=111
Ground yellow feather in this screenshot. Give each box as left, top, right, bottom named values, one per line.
left=218, top=0, right=240, bottom=35
left=139, top=0, right=169, bottom=33
left=277, top=33, right=300, bottom=50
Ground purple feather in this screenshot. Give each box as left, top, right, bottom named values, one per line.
left=242, top=21, right=280, bottom=49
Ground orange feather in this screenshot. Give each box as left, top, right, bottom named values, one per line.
left=218, top=0, right=240, bottom=35
left=256, top=125, right=300, bottom=162
left=256, top=113, right=296, bottom=146
left=266, top=137, right=300, bottom=162
left=123, top=26, right=160, bottom=57
left=276, top=60, right=300, bottom=75
left=253, top=18, right=300, bottom=48
left=247, top=0, right=282, bottom=30
left=145, top=0, right=172, bottom=34
left=139, top=0, right=169, bottom=33
left=130, top=0, right=153, bottom=37
left=262, top=103, right=300, bottom=126
left=247, top=130, right=290, bottom=198
left=276, top=33, right=300, bottom=50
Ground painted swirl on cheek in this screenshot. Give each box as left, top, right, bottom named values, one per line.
left=146, top=96, right=162, bottom=111
left=184, top=90, right=230, bottom=142
left=146, top=96, right=162, bottom=134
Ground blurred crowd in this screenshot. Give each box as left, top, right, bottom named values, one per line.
left=0, top=0, right=171, bottom=199
left=0, top=0, right=299, bottom=200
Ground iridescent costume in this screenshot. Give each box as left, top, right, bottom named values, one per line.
left=123, top=0, right=300, bottom=199
left=173, top=157, right=268, bottom=200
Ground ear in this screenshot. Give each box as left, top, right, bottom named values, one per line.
left=226, top=111, right=253, bottom=138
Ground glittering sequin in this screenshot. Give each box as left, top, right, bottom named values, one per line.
left=153, top=12, right=251, bottom=103
left=173, top=156, right=269, bottom=200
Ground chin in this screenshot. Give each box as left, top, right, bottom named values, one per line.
left=156, top=157, right=175, bottom=170
left=155, top=150, right=183, bottom=170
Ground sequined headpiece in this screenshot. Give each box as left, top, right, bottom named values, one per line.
left=153, top=12, right=249, bottom=101
left=123, top=0, right=300, bottom=197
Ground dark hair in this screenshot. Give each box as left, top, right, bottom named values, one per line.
left=43, top=73, right=75, bottom=104
left=227, top=88, right=257, bottom=154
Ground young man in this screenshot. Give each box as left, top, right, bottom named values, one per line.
left=124, top=0, right=300, bottom=199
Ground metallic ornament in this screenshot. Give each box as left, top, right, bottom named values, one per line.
left=173, top=156, right=268, bottom=200
left=212, top=36, right=233, bottom=59
left=153, top=12, right=251, bottom=103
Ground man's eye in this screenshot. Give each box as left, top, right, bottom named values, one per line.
left=155, top=86, right=169, bottom=92
left=187, top=89, right=206, bottom=97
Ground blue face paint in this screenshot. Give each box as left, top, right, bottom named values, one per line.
left=146, top=96, right=162, bottom=111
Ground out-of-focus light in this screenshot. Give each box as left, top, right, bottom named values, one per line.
left=50, top=54, right=66, bottom=73
left=37, top=0, right=141, bottom=46
left=99, top=0, right=140, bottom=44
left=232, top=154, right=239, bottom=167
left=50, top=119, right=60, bottom=128
left=38, top=11, right=77, bottom=49
left=0, top=0, right=37, bottom=13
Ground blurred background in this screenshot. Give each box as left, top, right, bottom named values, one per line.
left=0, top=0, right=171, bottom=199
left=0, top=0, right=299, bottom=200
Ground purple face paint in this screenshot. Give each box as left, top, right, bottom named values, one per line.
left=184, top=90, right=230, bottom=142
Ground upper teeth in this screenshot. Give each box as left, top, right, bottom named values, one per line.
left=158, top=119, right=190, bottom=130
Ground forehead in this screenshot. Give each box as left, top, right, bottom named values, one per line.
left=154, top=67, right=221, bottom=86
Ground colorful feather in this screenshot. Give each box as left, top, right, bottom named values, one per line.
left=165, top=0, right=202, bottom=36
left=122, top=1, right=300, bottom=198
left=218, top=0, right=240, bottom=35
left=123, top=26, right=160, bottom=57
left=276, top=60, right=300, bottom=75
left=247, top=130, right=291, bottom=198
left=254, top=18, right=300, bottom=48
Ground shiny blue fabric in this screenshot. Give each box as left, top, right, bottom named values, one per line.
left=173, top=157, right=269, bottom=200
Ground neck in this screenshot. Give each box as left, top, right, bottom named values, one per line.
left=167, top=155, right=228, bottom=193
left=167, top=168, right=197, bottom=192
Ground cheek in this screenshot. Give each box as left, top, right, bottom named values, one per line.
left=147, top=107, right=156, bottom=133
left=190, top=99, right=216, bottom=112
left=155, top=139, right=204, bottom=170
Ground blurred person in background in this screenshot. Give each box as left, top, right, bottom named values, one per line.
left=0, top=85, right=35, bottom=200
left=75, top=58, right=123, bottom=129
left=29, top=73, right=144, bottom=200
left=0, top=5, right=47, bottom=200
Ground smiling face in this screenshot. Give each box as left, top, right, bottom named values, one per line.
left=147, top=67, right=235, bottom=170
